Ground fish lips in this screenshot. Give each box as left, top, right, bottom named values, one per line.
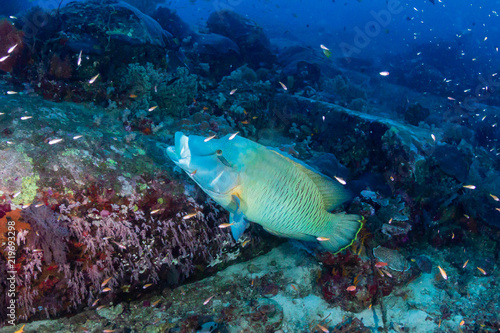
left=167, top=132, right=191, bottom=168
left=167, top=132, right=240, bottom=196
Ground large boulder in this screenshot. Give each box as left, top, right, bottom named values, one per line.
left=15, top=0, right=173, bottom=102
left=207, top=10, right=275, bottom=69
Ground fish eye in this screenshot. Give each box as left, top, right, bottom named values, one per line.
left=216, top=149, right=223, bottom=156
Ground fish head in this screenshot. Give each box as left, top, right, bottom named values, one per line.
left=167, top=132, right=252, bottom=204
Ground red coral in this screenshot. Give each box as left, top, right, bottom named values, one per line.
left=0, top=19, right=25, bottom=73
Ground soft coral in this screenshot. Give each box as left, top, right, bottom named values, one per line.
left=0, top=19, right=25, bottom=73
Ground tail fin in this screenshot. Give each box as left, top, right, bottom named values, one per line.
left=320, top=213, right=362, bottom=253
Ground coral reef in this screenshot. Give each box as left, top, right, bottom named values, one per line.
left=0, top=19, right=26, bottom=73
left=0, top=92, right=279, bottom=324
left=15, top=0, right=172, bottom=103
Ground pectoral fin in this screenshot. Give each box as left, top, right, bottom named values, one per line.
left=230, top=212, right=248, bottom=240
left=229, top=194, right=249, bottom=240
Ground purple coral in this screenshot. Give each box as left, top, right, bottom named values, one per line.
left=21, top=206, right=69, bottom=265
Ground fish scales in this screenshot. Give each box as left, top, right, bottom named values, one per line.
left=241, top=150, right=325, bottom=236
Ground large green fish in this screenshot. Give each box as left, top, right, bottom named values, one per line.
left=167, top=132, right=362, bottom=253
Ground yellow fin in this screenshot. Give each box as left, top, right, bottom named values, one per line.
left=270, top=149, right=351, bottom=211
left=321, top=212, right=363, bottom=253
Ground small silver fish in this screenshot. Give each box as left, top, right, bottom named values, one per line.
left=229, top=132, right=239, bottom=140
left=183, top=213, right=197, bottom=220
left=77, top=50, right=82, bottom=66
left=48, top=138, right=63, bottom=145
left=204, top=134, right=216, bottom=142
left=8, top=44, right=18, bottom=54
left=89, top=73, right=100, bottom=84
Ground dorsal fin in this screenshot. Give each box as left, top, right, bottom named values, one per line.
left=269, top=149, right=351, bottom=211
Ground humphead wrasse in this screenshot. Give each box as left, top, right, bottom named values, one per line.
left=167, top=132, right=362, bottom=253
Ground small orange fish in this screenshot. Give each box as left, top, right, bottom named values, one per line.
left=102, top=287, right=111, bottom=293
left=103, top=330, right=117, bottom=333
left=203, top=106, right=209, bottom=110
left=462, top=259, right=469, bottom=269
left=143, top=283, right=153, bottom=289
left=148, top=106, right=157, bottom=112
left=101, top=277, right=112, bottom=288
left=375, top=261, right=388, bottom=268
left=92, top=299, right=99, bottom=307
left=242, top=239, right=251, bottom=247
left=291, top=284, right=298, bottom=291
left=190, top=169, right=197, bottom=177
left=183, top=213, right=197, bottom=220
left=151, top=209, right=161, bottom=214
left=369, top=304, right=372, bottom=309
left=203, top=295, right=214, bottom=305
left=477, top=267, right=487, bottom=275
left=317, top=324, right=329, bottom=333
left=437, top=266, right=448, bottom=280
left=463, top=185, right=476, bottom=190
left=252, top=116, right=258, bottom=119
left=279, top=81, right=288, bottom=90
left=152, top=299, right=161, bottom=307
left=96, top=305, right=106, bottom=310
left=230, top=88, right=237, bottom=95
left=460, top=320, right=465, bottom=326
left=316, top=237, right=330, bottom=241
left=346, top=285, right=356, bottom=291
left=129, top=94, right=138, bottom=98
left=240, top=120, right=249, bottom=124
left=490, top=194, right=499, bottom=201
left=218, top=223, right=234, bottom=229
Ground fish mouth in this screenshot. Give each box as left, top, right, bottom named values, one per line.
left=167, top=132, right=191, bottom=165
